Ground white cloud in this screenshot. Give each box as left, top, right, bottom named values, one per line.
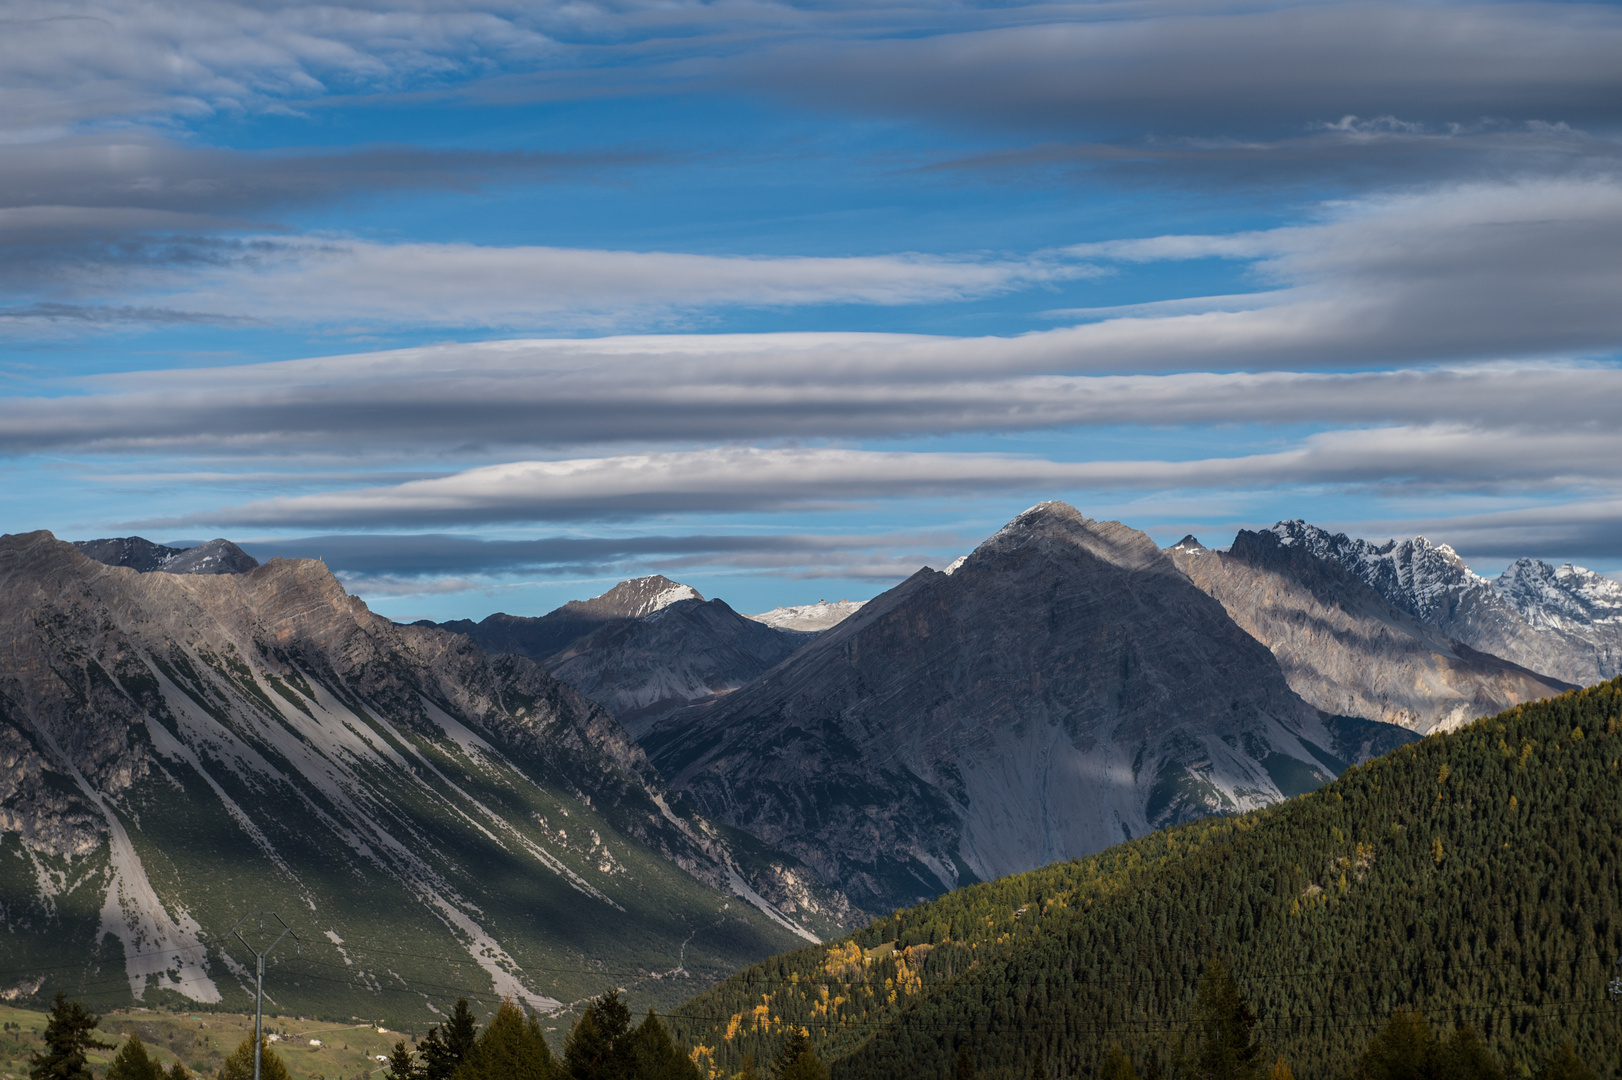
left=159, top=428, right=1622, bottom=528
left=145, top=239, right=1084, bottom=329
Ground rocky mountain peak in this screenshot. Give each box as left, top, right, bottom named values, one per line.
left=73, top=535, right=259, bottom=575
left=972, top=500, right=1167, bottom=573
left=1168, top=534, right=1207, bottom=554
left=561, top=575, right=703, bottom=620
left=1493, top=557, right=1622, bottom=629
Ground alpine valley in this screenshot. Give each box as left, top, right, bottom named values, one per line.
left=1, top=501, right=1615, bottom=1034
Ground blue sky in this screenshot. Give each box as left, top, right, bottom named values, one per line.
left=4, top=0, right=1622, bottom=621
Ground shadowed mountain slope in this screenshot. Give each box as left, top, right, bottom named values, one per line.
left=1170, top=529, right=1573, bottom=733
left=640, top=503, right=1411, bottom=914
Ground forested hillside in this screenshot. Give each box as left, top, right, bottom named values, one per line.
left=670, top=679, right=1622, bottom=1080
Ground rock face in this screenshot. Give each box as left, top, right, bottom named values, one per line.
left=1170, top=529, right=1573, bottom=733
left=436, top=575, right=704, bottom=663
left=547, top=598, right=803, bottom=729
left=0, top=533, right=849, bottom=1015
left=74, top=536, right=259, bottom=574
left=1269, top=521, right=1621, bottom=686
left=639, top=503, right=1410, bottom=913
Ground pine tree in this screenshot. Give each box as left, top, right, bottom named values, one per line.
left=384, top=1040, right=419, bottom=1080
left=166, top=1062, right=190, bottom=1080
left=28, top=993, right=111, bottom=1080
left=779, top=1050, right=827, bottom=1080
left=739, top=1056, right=761, bottom=1080
left=420, top=1027, right=451, bottom=1080
left=217, top=1037, right=291, bottom=1080
left=953, top=1047, right=976, bottom=1080
left=445, top=1000, right=479, bottom=1067
left=1187, top=960, right=1265, bottom=1080
left=105, top=1034, right=162, bottom=1080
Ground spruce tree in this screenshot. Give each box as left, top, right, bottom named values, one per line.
left=1187, top=960, right=1265, bottom=1080
left=953, top=1047, right=976, bottom=1080
left=166, top=1062, right=190, bottom=1080
left=105, top=1034, right=162, bottom=1080
left=28, top=993, right=110, bottom=1080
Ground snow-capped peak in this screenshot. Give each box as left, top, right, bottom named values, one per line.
left=746, top=599, right=865, bottom=633
left=1493, top=558, right=1622, bottom=629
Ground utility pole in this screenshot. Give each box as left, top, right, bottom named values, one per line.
left=228, top=912, right=300, bottom=1080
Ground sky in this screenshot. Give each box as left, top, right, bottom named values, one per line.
left=4, top=0, right=1622, bottom=622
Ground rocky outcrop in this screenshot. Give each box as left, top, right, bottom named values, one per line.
left=639, top=503, right=1410, bottom=913
left=1268, top=521, right=1621, bottom=686
left=1170, top=529, right=1573, bottom=733
left=0, top=533, right=849, bottom=1015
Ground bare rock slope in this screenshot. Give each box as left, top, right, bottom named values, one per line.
left=639, top=503, right=1412, bottom=913
left=0, top=533, right=848, bottom=1016
left=1169, top=530, right=1572, bottom=733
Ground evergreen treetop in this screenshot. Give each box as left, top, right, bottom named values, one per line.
left=28, top=992, right=110, bottom=1080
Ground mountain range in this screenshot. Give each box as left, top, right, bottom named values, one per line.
left=11, top=504, right=1617, bottom=1018
left=0, top=532, right=847, bottom=1023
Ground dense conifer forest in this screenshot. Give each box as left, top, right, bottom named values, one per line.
left=668, top=680, right=1622, bottom=1080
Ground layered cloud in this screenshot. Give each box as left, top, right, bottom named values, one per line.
left=242, top=528, right=961, bottom=583
left=0, top=166, right=1617, bottom=348
left=158, top=429, right=1622, bottom=529
left=11, top=2, right=1622, bottom=138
